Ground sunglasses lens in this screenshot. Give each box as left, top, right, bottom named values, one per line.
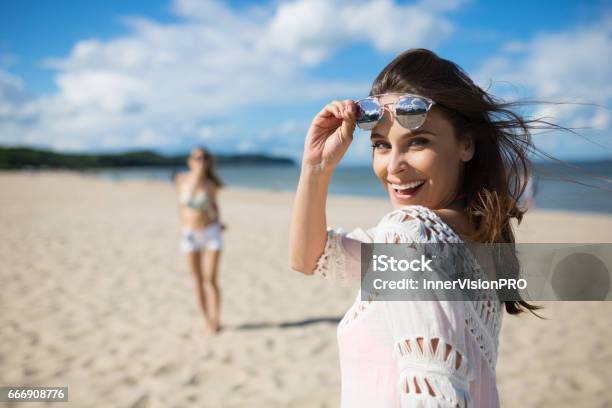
left=356, top=98, right=382, bottom=130
left=396, top=96, right=430, bottom=129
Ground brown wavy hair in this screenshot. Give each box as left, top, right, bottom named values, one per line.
left=370, top=48, right=559, bottom=317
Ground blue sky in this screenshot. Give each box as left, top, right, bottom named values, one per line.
left=0, top=0, right=610, bottom=163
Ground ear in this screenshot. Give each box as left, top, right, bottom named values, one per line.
left=460, top=133, right=475, bottom=162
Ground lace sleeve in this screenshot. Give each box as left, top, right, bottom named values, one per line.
left=377, top=205, right=474, bottom=407
left=312, top=227, right=370, bottom=286
left=384, top=301, right=474, bottom=408
left=376, top=205, right=503, bottom=375
left=374, top=205, right=463, bottom=244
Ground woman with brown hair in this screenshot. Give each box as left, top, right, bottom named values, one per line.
left=175, top=147, right=225, bottom=335
left=289, top=49, right=546, bottom=407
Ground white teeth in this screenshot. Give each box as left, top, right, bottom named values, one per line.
left=390, top=180, right=425, bottom=190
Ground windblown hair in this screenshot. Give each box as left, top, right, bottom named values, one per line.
left=371, top=48, right=555, bottom=317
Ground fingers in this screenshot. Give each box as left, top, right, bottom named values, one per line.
left=340, top=105, right=357, bottom=142
left=319, top=99, right=357, bottom=120
left=341, top=99, right=357, bottom=120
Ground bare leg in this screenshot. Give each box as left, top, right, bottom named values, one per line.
left=186, top=251, right=211, bottom=329
left=203, top=249, right=222, bottom=333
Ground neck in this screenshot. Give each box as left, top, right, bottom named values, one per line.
left=447, top=193, right=467, bottom=211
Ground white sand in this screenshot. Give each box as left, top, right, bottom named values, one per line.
left=0, top=171, right=611, bottom=407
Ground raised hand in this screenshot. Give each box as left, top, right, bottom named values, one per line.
left=303, top=99, right=357, bottom=172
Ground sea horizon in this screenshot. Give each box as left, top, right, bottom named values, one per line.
left=47, top=159, right=612, bottom=215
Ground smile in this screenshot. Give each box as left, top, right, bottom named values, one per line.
left=388, top=180, right=426, bottom=199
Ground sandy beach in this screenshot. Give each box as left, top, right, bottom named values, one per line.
left=1, top=171, right=611, bottom=408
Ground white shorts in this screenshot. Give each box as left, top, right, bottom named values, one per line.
left=180, top=223, right=223, bottom=253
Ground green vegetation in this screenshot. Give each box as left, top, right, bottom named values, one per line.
left=0, top=146, right=295, bottom=169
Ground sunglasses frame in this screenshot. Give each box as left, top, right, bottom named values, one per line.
left=355, top=93, right=436, bottom=131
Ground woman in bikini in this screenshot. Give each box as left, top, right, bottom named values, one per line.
left=289, top=48, right=546, bottom=407
left=175, top=147, right=224, bottom=335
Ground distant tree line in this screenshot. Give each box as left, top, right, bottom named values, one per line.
left=0, top=146, right=295, bottom=169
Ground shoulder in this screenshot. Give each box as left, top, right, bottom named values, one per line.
left=378, top=205, right=437, bottom=223
left=345, top=226, right=375, bottom=243
left=377, top=205, right=448, bottom=229
left=432, top=208, right=475, bottom=240
left=376, top=205, right=463, bottom=243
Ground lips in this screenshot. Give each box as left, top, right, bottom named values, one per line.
left=389, top=180, right=426, bottom=199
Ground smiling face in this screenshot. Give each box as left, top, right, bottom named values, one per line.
left=370, top=93, right=474, bottom=210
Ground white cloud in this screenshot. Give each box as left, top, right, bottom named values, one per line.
left=501, top=41, right=527, bottom=53
left=0, top=0, right=460, bottom=152
left=229, top=119, right=310, bottom=156
left=475, top=17, right=612, bottom=132
left=260, top=0, right=456, bottom=65
left=259, top=119, right=309, bottom=141
left=473, top=17, right=612, bottom=160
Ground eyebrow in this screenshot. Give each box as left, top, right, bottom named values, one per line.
left=370, top=129, right=435, bottom=140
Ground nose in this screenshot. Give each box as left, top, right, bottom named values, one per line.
left=387, top=147, right=408, bottom=175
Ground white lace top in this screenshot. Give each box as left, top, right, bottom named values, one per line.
left=314, top=205, right=503, bottom=408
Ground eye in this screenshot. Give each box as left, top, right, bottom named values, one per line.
left=409, top=137, right=429, bottom=147
left=371, top=140, right=391, bottom=150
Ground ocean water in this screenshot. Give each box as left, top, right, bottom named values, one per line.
left=95, top=161, right=612, bottom=215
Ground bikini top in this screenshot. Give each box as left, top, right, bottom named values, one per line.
left=180, top=189, right=217, bottom=219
